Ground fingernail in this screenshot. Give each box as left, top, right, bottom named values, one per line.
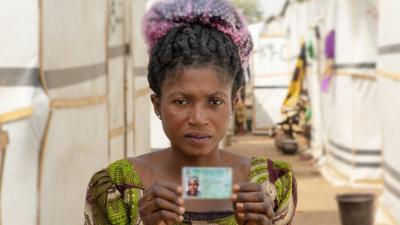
left=177, top=198, right=184, bottom=205
left=179, top=215, right=184, bottom=221
left=177, top=186, right=183, bottom=193
left=233, top=184, right=240, bottom=191
left=238, top=213, right=245, bottom=218
left=231, top=194, right=237, bottom=200
left=236, top=202, right=244, bottom=209
left=179, top=207, right=185, bottom=214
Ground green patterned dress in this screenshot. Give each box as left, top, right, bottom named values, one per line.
left=84, top=157, right=297, bottom=225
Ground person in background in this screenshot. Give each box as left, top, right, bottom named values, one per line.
left=84, top=0, right=297, bottom=224
left=186, top=176, right=200, bottom=197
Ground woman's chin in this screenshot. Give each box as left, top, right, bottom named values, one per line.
left=179, top=145, right=217, bottom=158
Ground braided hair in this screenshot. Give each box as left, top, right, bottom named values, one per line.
left=148, top=24, right=244, bottom=97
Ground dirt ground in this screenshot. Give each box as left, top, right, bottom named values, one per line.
left=224, top=134, right=381, bottom=225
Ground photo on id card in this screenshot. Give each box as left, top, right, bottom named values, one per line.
left=182, top=167, right=232, bottom=199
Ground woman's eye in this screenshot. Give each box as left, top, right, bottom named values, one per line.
left=209, top=98, right=224, bottom=105
left=174, top=99, right=189, bottom=105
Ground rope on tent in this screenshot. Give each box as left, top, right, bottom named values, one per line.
left=135, top=87, right=151, bottom=97
left=377, top=69, right=400, bottom=81
left=109, top=121, right=134, bottom=139
left=36, top=110, right=52, bottom=225
left=0, top=107, right=33, bottom=124
left=109, top=126, right=125, bottom=139
left=50, top=96, right=107, bottom=109
left=0, top=130, right=8, bottom=153
left=122, top=0, right=129, bottom=158
left=0, top=129, right=9, bottom=225
left=126, top=120, right=134, bottom=134
left=336, top=71, right=377, bottom=81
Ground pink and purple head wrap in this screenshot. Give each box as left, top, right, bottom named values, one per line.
left=143, top=0, right=254, bottom=70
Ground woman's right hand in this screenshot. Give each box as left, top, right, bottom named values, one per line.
left=139, top=180, right=185, bottom=225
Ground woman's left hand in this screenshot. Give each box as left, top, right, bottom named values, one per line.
left=231, top=183, right=275, bottom=225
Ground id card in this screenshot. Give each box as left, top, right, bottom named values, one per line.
left=182, top=167, right=232, bottom=199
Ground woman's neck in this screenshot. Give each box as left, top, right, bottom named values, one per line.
left=166, top=146, right=224, bottom=172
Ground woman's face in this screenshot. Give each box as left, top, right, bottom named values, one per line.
left=152, top=66, right=238, bottom=157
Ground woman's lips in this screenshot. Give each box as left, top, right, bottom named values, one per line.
left=184, top=133, right=212, bottom=145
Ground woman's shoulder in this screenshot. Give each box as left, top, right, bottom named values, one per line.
left=249, top=157, right=293, bottom=183
left=249, top=157, right=297, bottom=225
left=106, top=151, right=166, bottom=187
left=98, top=158, right=143, bottom=188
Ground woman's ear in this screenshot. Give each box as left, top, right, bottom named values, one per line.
left=233, top=87, right=242, bottom=105
left=150, top=94, right=161, bottom=119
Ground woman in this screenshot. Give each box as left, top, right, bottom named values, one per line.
left=84, top=0, right=296, bottom=224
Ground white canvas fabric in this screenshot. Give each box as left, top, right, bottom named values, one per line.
left=39, top=1, right=110, bottom=225
left=133, top=0, right=152, bottom=154
left=321, top=0, right=382, bottom=182
left=377, top=0, right=400, bottom=223
left=251, top=19, right=291, bottom=132
left=1, top=0, right=149, bottom=224
left=335, top=0, right=378, bottom=77
left=253, top=76, right=290, bottom=131
left=126, top=57, right=136, bottom=157
left=125, top=0, right=136, bottom=157
left=1, top=92, right=48, bottom=225
left=0, top=1, right=47, bottom=225
left=108, top=0, right=127, bottom=160
left=135, top=77, right=152, bottom=155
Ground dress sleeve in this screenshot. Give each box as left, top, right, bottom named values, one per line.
left=248, top=157, right=297, bottom=225
left=84, top=159, right=143, bottom=225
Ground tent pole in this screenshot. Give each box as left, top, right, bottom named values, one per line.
left=0, top=129, right=9, bottom=225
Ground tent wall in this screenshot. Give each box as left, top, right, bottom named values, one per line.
left=286, top=0, right=324, bottom=155
left=251, top=20, right=291, bottom=133
left=39, top=1, right=109, bottom=225
left=322, top=0, right=382, bottom=182
left=377, top=0, right=400, bottom=223
left=0, top=1, right=48, bottom=225
left=0, top=0, right=148, bottom=224
left=108, top=0, right=128, bottom=161
left=315, top=0, right=337, bottom=160
left=124, top=0, right=135, bottom=158
left=133, top=0, right=152, bottom=154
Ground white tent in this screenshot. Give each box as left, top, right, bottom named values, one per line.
left=0, top=1, right=47, bottom=224
left=0, top=0, right=150, bottom=224
left=321, top=0, right=382, bottom=182
left=282, top=0, right=382, bottom=182
left=284, top=0, right=400, bottom=223
left=377, top=0, right=400, bottom=223
left=250, top=20, right=291, bottom=134
left=284, top=0, right=325, bottom=156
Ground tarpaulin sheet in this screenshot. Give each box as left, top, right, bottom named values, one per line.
left=125, top=0, right=135, bottom=157
left=250, top=22, right=291, bottom=132
left=40, top=1, right=109, bottom=225
left=320, top=0, right=382, bottom=182
left=108, top=0, right=126, bottom=160
left=377, top=0, right=400, bottom=223
left=335, top=0, right=378, bottom=77
left=133, top=0, right=152, bottom=154
left=0, top=1, right=48, bottom=225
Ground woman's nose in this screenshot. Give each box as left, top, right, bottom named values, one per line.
left=188, top=104, right=209, bottom=127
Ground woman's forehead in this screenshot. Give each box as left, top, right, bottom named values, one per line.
left=161, top=66, right=233, bottom=96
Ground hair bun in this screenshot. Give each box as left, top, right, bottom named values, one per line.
left=143, top=0, right=253, bottom=69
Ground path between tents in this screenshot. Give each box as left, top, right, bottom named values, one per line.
left=224, top=134, right=382, bottom=225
